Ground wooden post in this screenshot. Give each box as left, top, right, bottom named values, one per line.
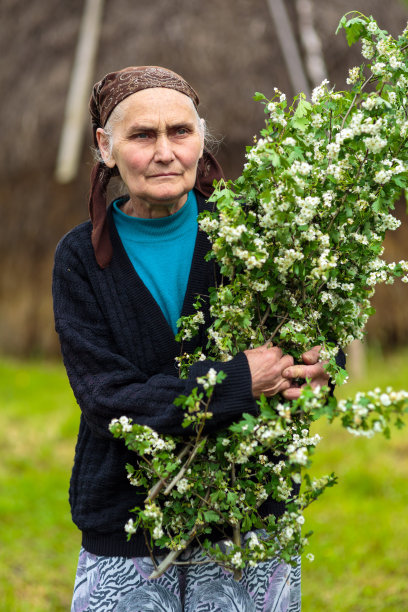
left=347, top=339, right=366, bottom=382
left=296, top=0, right=327, bottom=86
left=265, top=0, right=310, bottom=99
left=55, top=0, right=104, bottom=183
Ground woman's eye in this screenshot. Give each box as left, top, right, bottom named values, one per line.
left=134, top=132, right=149, bottom=139
left=176, top=127, right=189, bottom=136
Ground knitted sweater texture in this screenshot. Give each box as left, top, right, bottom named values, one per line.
left=53, top=191, right=288, bottom=558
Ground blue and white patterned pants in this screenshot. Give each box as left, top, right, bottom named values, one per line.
left=72, top=545, right=301, bottom=611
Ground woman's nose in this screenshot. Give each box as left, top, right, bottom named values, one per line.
left=153, top=136, right=175, bottom=163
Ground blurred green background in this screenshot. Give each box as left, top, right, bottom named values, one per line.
left=1, top=348, right=408, bottom=611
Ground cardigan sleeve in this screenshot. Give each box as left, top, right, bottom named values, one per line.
left=53, top=233, right=258, bottom=440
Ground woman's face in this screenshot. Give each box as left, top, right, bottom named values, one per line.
left=97, top=88, right=204, bottom=218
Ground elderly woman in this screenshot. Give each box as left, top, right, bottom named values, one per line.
left=53, top=66, right=333, bottom=612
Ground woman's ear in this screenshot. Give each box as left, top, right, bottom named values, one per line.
left=96, top=128, right=116, bottom=168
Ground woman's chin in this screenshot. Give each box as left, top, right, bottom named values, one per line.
left=146, top=186, right=189, bottom=206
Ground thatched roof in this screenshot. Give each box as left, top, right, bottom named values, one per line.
left=0, top=0, right=407, bottom=354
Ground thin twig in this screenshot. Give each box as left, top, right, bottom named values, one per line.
left=260, top=304, right=271, bottom=327
left=192, top=491, right=225, bottom=523
left=256, top=295, right=262, bottom=328
left=320, top=148, right=370, bottom=261
left=341, top=75, right=374, bottom=130
left=172, top=559, right=216, bottom=566
left=148, top=490, right=211, bottom=579
left=230, top=463, right=243, bottom=581
left=323, top=151, right=369, bottom=240
left=147, top=391, right=213, bottom=502
left=328, top=109, right=333, bottom=143
left=267, top=312, right=289, bottom=343
left=145, top=478, right=168, bottom=503
left=163, top=436, right=208, bottom=496
left=145, top=442, right=192, bottom=503
left=149, top=542, right=196, bottom=579
left=143, top=529, right=158, bottom=570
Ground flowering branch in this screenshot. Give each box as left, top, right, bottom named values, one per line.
left=110, top=13, right=408, bottom=575
left=163, top=436, right=208, bottom=496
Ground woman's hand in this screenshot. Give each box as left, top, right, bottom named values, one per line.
left=244, top=344, right=295, bottom=398
left=280, top=345, right=330, bottom=400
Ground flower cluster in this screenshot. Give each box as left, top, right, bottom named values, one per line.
left=110, top=417, right=176, bottom=456
left=336, top=387, right=408, bottom=437
left=195, top=12, right=408, bottom=367
left=111, top=13, right=408, bottom=578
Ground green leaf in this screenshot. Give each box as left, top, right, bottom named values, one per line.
left=335, top=15, right=348, bottom=35
left=242, top=514, right=252, bottom=531
left=288, top=147, right=305, bottom=162
left=393, top=176, right=406, bottom=189
left=269, top=150, right=280, bottom=167
left=204, top=510, right=220, bottom=522
left=216, top=370, right=227, bottom=384
left=289, top=93, right=312, bottom=131
left=259, top=400, right=276, bottom=419
left=227, top=491, right=238, bottom=505
left=291, top=116, right=309, bottom=131
left=335, top=367, right=348, bottom=386
left=223, top=288, right=233, bottom=304
left=254, top=515, right=265, bottom=529
left=372, top=198, right=382, bottom=212
left=294, top=98, right=312, bottom=118
left=342, top=17, right=367, bottom=46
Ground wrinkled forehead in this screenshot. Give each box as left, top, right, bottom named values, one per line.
left=112, top=87, right=199, bottom=122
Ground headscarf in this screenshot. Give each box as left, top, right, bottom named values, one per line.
left=88, top=66, right=224, bottom=268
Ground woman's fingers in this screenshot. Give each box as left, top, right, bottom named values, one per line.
left=245, top=342, right=329, bottom=399
left=244, top=346, right=295, bottom=398
left=302, top=345, right=321, bottom=365
left=281, top=355, right=330, bottom=401
left=280, top=354, right=295, bottom=370
left=282, top=363, right=325, bottom=380
left=244, top=344, right=330, bottom=399
left=281, top=374, right=328, bottom=400
left=262, top=376, right=293, bottom=397
left=281, top=386, right=302, bottom=400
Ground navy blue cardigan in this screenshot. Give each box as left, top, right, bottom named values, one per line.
left=53, top=191, right=286, bottom=557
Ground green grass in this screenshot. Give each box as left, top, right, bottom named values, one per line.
left=302, top=347, right=408, bottom=611
left=0, top=348, right=408, bottom=611
left=0, top=360, right=80, bottom=611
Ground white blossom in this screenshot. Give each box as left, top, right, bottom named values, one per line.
left=124, top=519, right=137, bottom=534
left=346, top=66, right=360, bottom=84
left=311, top=79, right=330, bottom=104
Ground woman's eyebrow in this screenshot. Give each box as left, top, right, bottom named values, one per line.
left=168, top=121, right=195, bottom=131
left=126, top=120, right=196, bottom=134
left=126, top=123, right=155, bottom=134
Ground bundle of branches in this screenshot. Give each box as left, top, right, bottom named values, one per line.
left=110, top=13, right=408, bottom=578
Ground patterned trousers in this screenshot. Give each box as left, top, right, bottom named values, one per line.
left=71, top=545, right=301, bottom=611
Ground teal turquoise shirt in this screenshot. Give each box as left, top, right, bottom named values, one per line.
left=112, top=191, right=198, bottom=335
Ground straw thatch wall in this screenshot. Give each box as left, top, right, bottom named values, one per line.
left=0, top=0, right=407, bottom=355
